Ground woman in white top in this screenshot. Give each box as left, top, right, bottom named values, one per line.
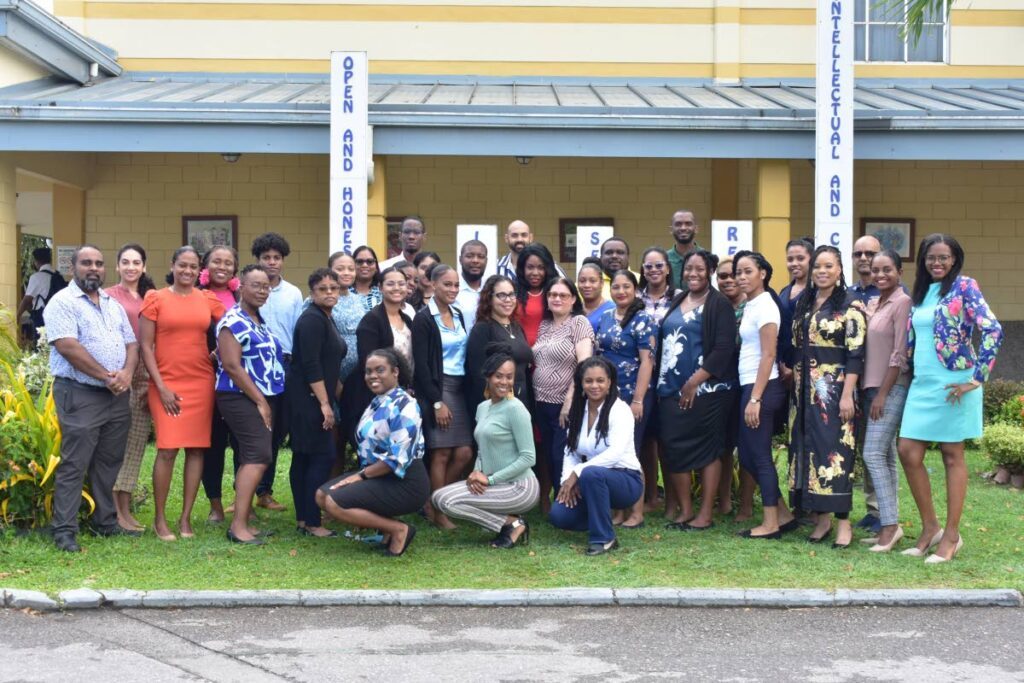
left=549, top=356, right=643, bottom=556
left=733, top=251, right=797, bottom=540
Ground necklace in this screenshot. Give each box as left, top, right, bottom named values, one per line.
left=496, top=319, right=515, bottom=339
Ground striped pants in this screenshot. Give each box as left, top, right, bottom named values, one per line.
left=861, top=384, right=908, bottom=527
left=113, top=366, right=152, bottom=494
left=432, top=476, right=540, bottom=533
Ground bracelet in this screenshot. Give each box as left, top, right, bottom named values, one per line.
left=358, top=469, right=368, bottom=480
left=631, top=400, right=643, bottom=405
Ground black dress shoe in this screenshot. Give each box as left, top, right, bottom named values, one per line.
left=54, top=533, right=81, bottom=553
left=737, top=529, right=782, bottom=540
left=227, top=529, right=266, bottom=545
left=779, top=519, right=801, bottom=534
left=585, top=539, right=619, bottom=556
left=87, top=524, right=142, bottom=538
left=678, top=521, right=714, bottom=532
left=383, top=524, right=417, bottom=557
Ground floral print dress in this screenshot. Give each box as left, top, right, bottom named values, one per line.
left=787, top=295, right=866, bottom=514
left=595, top=308, right=659, bottom=403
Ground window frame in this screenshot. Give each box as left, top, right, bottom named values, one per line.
left=854, top=0, right=950, bottom=64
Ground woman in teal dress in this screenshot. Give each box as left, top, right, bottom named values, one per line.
left=899, top=234, right=1003, bottom=563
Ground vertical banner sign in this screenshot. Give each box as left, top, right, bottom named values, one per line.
left=815, top=0, right=854, bottom=277
left=711, top=220, right=753, bottom=258
left=575, top=225, right=615, bottom=274
left=456, top=224, right=498, bottom=280
left=329, top=51, right=368, bottom=255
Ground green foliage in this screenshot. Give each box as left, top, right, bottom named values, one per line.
left=0, top=304, right=22, bottom=370
left=879, top=0, right=952, bottom=43
left=982, top=422, right=1024, bottom=473
left=16, top=332, right=51, bottom=397
left=19, top=233, right=49, bottom=293
left=984, top=379, right=1024, bottom=424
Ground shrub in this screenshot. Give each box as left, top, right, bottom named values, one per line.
left=994, top=394, right=1024, bottom=429
left=981, top=422, right=1024, bottom=475
left=983, top=379, right=1024, bottom=424
left=0, top=362, right=92, bottom=529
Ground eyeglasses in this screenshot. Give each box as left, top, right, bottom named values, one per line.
left=493, top=291, right=516, bottom=301
left=547, top=291, right=573, bottom=300
left=716, top=272, right=734, bottom=280
left=314, top=285, right=341, bottom=294
left=354, top=258, right=376, bottom=266
left=853, top=251, right=877, bottom=259
left=642, top=262, right=667, bottom=271
left=247, top=283, right=271, bottom=293
left=925, top=255, right=952, bottom=264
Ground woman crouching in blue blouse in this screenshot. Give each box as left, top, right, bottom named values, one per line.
left=316, top=347, right=430, bottom=557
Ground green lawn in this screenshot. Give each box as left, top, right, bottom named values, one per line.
left=1, top=447, right=1022, bottom=594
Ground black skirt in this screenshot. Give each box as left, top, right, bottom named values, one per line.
left=659, top=389, right=736, bottom=473
left=321, top=459, right=430, bottom=518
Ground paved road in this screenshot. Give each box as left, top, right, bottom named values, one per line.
left=2, top=605, right=1023, bottom=682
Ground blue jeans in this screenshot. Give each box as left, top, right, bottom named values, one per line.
left=549, top=467, right=643, bottom=545
left=737, top=379, right=786, bottom=507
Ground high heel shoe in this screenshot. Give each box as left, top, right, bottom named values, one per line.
left=491, top=518, right=529, bottom=549
left=900, top=529, right=944, bottom=557
left=227, top=529, right=265, bottom=545
left=924, top=535, right=963, bottom=564
left=868, top=526, right=904, bottom=553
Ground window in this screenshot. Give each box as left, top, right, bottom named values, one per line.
left=854, top=0, right=947, bottom=63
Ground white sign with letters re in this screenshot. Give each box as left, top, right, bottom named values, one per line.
left=711, top=220, right=753, bottom=258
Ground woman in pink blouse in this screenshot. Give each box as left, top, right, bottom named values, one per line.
left=531, top=277, right=594, bottom=513
left=105, top=243, right=157, bottom=532
left=860, top=249, right=912, bottom=553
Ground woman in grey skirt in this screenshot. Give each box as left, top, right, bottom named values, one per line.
left=412, top=263, right=473, bottom=529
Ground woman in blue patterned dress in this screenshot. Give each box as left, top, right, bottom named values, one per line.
left=310, top=251, right=365, bottom=382
left=317, top=347, right=429, bottom=557
left=898, top=234, right=1002, bottom=563
left=657, top=250, right=737, bottom=530
left=595, top=270, right=658, bottom=528
left=351, top=245, right=383, bottom=313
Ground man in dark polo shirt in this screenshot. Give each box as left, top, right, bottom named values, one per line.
left=44, top=245, right=139, bottom=552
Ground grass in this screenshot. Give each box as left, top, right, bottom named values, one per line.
left=1, top=447, right=1022, bottom=595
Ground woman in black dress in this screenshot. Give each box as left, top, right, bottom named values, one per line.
left=656, top=250, right=738, bottom=530
left=287, top=268, right=347, bottom=538
left=338, top=267, right=414, bottom=454
left=464, top=275, right=534, bottom=413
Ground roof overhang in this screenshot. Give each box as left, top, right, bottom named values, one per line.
left=0, top=0, right=121, bottom=84
left=1, top=74, right=1023, bottom=159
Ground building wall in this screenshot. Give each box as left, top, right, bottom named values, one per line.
left=78, top=152, right=1023, bottom=325
left=51, top=0, right=1024, bottom=79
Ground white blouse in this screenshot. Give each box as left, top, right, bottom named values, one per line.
left=561, top=398, right=642, bottom=484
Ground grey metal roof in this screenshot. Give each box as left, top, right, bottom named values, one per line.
left=0, top=0, right=121, bottom=83
left=2, top=73, right=1024, bottom=130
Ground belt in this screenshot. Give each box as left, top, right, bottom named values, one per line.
left=54, top=377, right=110, bottom=393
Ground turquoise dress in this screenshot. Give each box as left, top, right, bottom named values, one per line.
left=900, top=283, right=983, bottom=442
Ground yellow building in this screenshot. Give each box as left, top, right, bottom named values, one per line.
left=1, top=0, right=1022, bottom=373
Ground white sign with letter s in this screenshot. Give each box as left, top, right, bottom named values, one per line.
left=456, top=224, right=498, bottom=280
left=329, top=51, right=368, bottom=255
left=575, top=226, right=615, bottom=274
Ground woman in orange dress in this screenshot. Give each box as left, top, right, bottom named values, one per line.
left=139, top=246, right=226, bottom=541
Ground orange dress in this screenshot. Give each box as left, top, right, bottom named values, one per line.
left=141, top=288, right=226, bottom=449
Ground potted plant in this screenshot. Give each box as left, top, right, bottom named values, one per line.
left=981, top=422, right=1024, bottom=490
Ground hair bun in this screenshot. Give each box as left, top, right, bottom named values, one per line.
left=484, top=341, right=514, bottom=358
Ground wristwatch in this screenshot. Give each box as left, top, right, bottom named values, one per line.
left=358, top=470, right=368, bottom=480
left=433, top=401, right=443, bottom=410
left=749, top=397, right=762, bottom=404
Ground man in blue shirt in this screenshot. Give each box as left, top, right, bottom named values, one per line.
left=44, top=245, right=139, bottom=552
left=249, top=232, right=302, bottom=512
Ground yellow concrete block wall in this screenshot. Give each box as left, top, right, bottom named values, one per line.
left=387, top=155, right=711, bottom=272
left=85, top=153, right=332, bottom=287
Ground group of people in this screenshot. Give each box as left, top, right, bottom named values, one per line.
left=41, top=210, right=1002, bottom=562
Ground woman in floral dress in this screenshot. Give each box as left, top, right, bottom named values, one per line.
left=788, top=245, right=866, bottom=549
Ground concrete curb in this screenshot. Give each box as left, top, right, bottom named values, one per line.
left=2, top=587, right=1021, bottom=611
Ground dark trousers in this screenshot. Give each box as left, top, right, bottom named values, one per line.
left=201, top=402, right=240, bottom=501
left=549, top=467, right=643, bottom=545
left=535, top=401, right=568, bottom=487
left=737, top=379, right=786, bottom=507
left=290, top=449, right=333, bottom=527
left=262, top=357, right=291, bottom=496
left=51, top=379, right=131, bottom=535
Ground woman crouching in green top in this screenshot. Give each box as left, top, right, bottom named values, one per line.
left=432, top=342, right=539, bottom=548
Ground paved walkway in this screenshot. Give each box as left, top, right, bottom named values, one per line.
left=3, top=605, right=1023, bottom=681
